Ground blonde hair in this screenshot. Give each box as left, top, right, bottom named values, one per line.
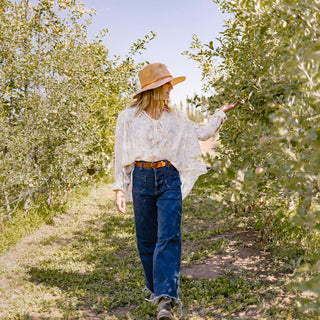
left=130, top=86, right=172, bottom=118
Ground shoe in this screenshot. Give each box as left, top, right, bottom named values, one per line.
left=145, top=293, right=154, bottom=302
left=157, top=297, right=174, bottom=320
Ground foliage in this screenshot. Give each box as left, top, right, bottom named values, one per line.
left=185, top=97, right=206, bottom=123
left=184, top=0, right=320, bottom=307
left=0, top=0, right=154, bottom=226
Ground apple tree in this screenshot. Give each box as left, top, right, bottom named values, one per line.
left=0, top=0, right=153, bottom=221
left=185, top=0, right=320, bottom=307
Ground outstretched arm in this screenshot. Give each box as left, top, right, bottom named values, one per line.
left=196, top=102, right=240, bottom=141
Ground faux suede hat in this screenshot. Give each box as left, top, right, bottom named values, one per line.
left=133, top=63, right=186, bottom=99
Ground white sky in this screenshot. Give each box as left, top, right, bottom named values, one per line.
left=81, top=0, right=228, bottom=105
left=30, top=0, right=228, bottom=105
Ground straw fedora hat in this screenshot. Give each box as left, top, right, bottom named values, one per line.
left=133, top=63, right=186, bottom=99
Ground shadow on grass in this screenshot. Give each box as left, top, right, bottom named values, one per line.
left=23, top=192, right=260, bottom=319
left=25, top=202, right=157, bottom=319
left=23, top=186, right=317, bottom=320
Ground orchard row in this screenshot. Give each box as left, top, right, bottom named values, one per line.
left=0, top=0, right=153, bottom=221
left=186, top=0, right=320, bottom=308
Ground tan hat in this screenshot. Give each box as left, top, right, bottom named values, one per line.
left=133, top=63, right=186, bottom=98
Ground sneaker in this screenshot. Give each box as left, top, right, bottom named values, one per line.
left=145, top=293, right=154, bottom=302
left=157, top=297, right=174, bottom=320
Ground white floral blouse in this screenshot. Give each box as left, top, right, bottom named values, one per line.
left=113, top=106, right=227, bottom=200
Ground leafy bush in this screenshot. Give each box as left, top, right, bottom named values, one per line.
left=184, top=0, right=320, bottom=307
left=0, top=0, right=153, bottom=225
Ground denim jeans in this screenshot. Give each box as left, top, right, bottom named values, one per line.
left=132, top=162, right=182, bottom=302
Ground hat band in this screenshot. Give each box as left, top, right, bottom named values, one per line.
left=141, top=75, right=172, bottom=89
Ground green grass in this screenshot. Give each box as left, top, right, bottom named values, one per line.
left=0, top=181, right=318, bottom=319
left=0, top=183, right=93, bottom=256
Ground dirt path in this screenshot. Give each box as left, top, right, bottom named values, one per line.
left=0, top=185, right=114, bottom=276
left=0, top=184, right=115, bottom=319
left=0, top=160, right=314, bottom=319
left=200, top=137, right=216, bottom=156
left=0, top=182, right=275, bottom=320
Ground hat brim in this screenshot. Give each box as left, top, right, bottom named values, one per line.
left=133, top=76, right=186, bottom=99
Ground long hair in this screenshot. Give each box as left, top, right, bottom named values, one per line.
left=130, top=86, right=172, bottom=118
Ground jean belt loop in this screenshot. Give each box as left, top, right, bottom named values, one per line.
left=165, top=160, right=168, bottom=172
left=140, top=161, right=143, bottom=170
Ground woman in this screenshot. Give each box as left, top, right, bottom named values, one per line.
left=113, top=63, right=238, bottom=320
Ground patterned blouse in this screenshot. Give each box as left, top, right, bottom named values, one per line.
left=113, top=106, right=227, bottom=200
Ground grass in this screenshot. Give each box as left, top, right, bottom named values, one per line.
left=0, top=180, right=319, bottom=319
left=0, top=182, right=93, bottom=256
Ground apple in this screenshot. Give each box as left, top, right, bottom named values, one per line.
left=255, top=167, right=264, bottom=175
left=259, top=136, right=267, bottom=144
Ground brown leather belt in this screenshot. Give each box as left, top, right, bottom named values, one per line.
left=135, top=160, right=172, bottom=168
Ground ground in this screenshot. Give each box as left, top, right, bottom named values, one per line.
left=199, top=137, right=217, bottom=155
left=0, top=140, right=318, bottom=319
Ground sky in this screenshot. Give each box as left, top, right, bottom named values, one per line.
left=28, top=0, right=229, bottom=105
left=80, top=0, right=228, bottom=106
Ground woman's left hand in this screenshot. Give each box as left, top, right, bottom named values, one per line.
left=115, top=190, right=126, bottom=214
left=220, top=101, right=240, bottom=113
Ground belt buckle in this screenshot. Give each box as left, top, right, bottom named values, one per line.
left=151, top=161, right=157, bottom=168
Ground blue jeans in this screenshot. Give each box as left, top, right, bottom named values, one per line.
left=132, top=162, right=182, bottom=302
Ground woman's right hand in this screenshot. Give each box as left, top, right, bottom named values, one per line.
left=115, top=190, right=126, bottom=214
left=220, top=101, right=240, bottom=113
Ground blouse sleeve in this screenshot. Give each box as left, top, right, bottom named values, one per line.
left=195, top=109, right=227, bottom=141
left=113, top=111, right=132, bottom=192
